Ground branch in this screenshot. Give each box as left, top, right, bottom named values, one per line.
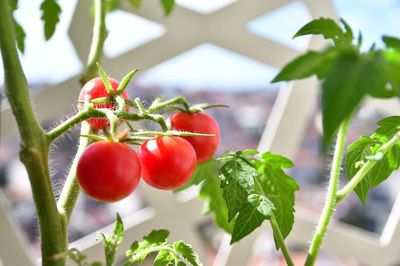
left=0, top=0, right=66, bottom=264
left=80, top=0, right=107, bottom=84
left=336, top=131, right=400, bottom=202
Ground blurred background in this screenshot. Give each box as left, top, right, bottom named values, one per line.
left=1, top=0, right=400, bottom=265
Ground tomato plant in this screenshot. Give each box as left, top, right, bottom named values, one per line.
left=139, top=136, right=197, bottom=190
left=170, top=112, right=220, bottom=163
left=76, top=141, right=141, bottom=202
left=2, top=0, right=400, bottom=265
left=78, top=77, right=129, bottom=130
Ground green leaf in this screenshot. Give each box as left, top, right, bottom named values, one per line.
left=8, top=0, right=26, bottom=53
left=40, top=0, right=62, bottom=40
left=160, top=0, right=174, bottom=15
left=153, top=249, right=175, bottom=266
left=364, top=51, right=398, bottom=98
left=345, top=117, right=400, bottom=203
left=272, top=48, right=338, bottom=82
left=12, top=17, right=26, bottom=53
left=255, top=152, right=298, bottom=249
left=128, top=0, right=142, bottom=8
left=340, top=18, right=353, bottom=43
left=383, top=36, right=400, bottom=51
left=105, top=0, right=120, bottom=13
left=126, top=229, right=169, bottom=260
left=98, top=213, right=124, bottom=266
left=230, top=194, right=274, bottom=244
left=68, top=248, right=89, bottom=266
left=321, top=50, right=367, bottom=146
left=199, top=172, right=234, bottom=233
left=219, top=154, right=258, bottom=222
left=173, top=241, right=202, bottom=266
left=293, top=17, right=349, bottom=44
left=144, top=229, right=170, bottom=244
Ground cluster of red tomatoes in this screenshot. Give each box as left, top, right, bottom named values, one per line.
left=76, top=77, right=220, bottom=202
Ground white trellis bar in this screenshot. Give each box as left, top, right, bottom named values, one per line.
left=1, top=0, right=400, bottom=265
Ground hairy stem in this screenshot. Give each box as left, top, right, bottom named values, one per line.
left=56, top=0, right=108, bottom=224
left=57, top=122, right=91, bottom=221
left=305, top=116, right=351, bottom=266
left=336, top=131, right=400, bottom=202
left=0, top=0, right=66, bottom=264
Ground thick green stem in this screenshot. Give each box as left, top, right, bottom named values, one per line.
left=0, top=0, right=66, bottom=265
left=305, top=117, right=351, bottom=266
left=80, top=0, right=107, bottom=84
left=336, top=131, right=400, bottom=202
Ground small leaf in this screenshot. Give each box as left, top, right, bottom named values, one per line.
left=105, top=0, right=120, bottom=13
left=383, top=36, right=400, bottom=51
left=345, top=117, right=400, bottom=203
left=199, top=172, right=234, bottom=233
left=154, top=249, right=175, bottom=266
left=97, top=63, right=115, bottom=95
left=230, top=194, right=274, bottom=244
left=219, top=154, right=258, bottom=222
left=256, top=152, right=299, bottom=249
left=40, top=0, right=62, bottom=40
left=143, top=229, right=169, bottom=244
left=293, top=17, right=348, bottom=44
left=128, top=0, right=142, bottom=8
left=272, top=49, right=338, bottom=82
left=173, top=241, right=202, bottom=266
left=160, top=0, right=175, bottom=15
left=12, top=18, right=26, bottom=53
left=9, top=0, right=26, bottom=53
left=98, top=213, right=124, bottom=266
left=340, top=18, right=353, bottom=43
left=116, top=68, right=138, bottom=95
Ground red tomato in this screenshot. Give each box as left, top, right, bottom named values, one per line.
left=170, top=112, right=220, bottom=163
left=77, top=141, right=141, bottom=202
left=78, top=77, right=129, bottom=130
left=139, top=136, right=197, bottom=190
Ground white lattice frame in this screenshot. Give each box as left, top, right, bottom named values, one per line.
left=1, top=0, right=400, bottom=265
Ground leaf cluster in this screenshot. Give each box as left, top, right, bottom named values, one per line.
left=272, top=18, right=400, bottom=147
left=178, top=150, right=299, bottom=248
left=68, top=214, right=202, bottom=266
left=345, top=116, right=400, bottom=203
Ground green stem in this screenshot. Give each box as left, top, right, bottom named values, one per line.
left=270, top=215, right=294, bottom=266
left=336, top=131, right=400, bottom=202
left=253, top=174, right=294, bottom=266
left=148, top=96, right=190, bottom=113
left=56, top=0, right=107, bottom=222
left=80, top=0, right=107, bottom=84
left=0, top=0, right=66, bottom=265
left=57, top=123, right=91, bottom=221
left=305, top=116, right=351, bottom=266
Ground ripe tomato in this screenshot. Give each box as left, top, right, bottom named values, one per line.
left=139, top=136, right=197, bottom=190
left=77, top=141, right=141, bottom=202
left=170, top=112, right=220, bottom=163
left=79, top=77, right=129, bottom=130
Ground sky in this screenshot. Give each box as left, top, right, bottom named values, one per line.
left=0, top=0, right=400, bottom=91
